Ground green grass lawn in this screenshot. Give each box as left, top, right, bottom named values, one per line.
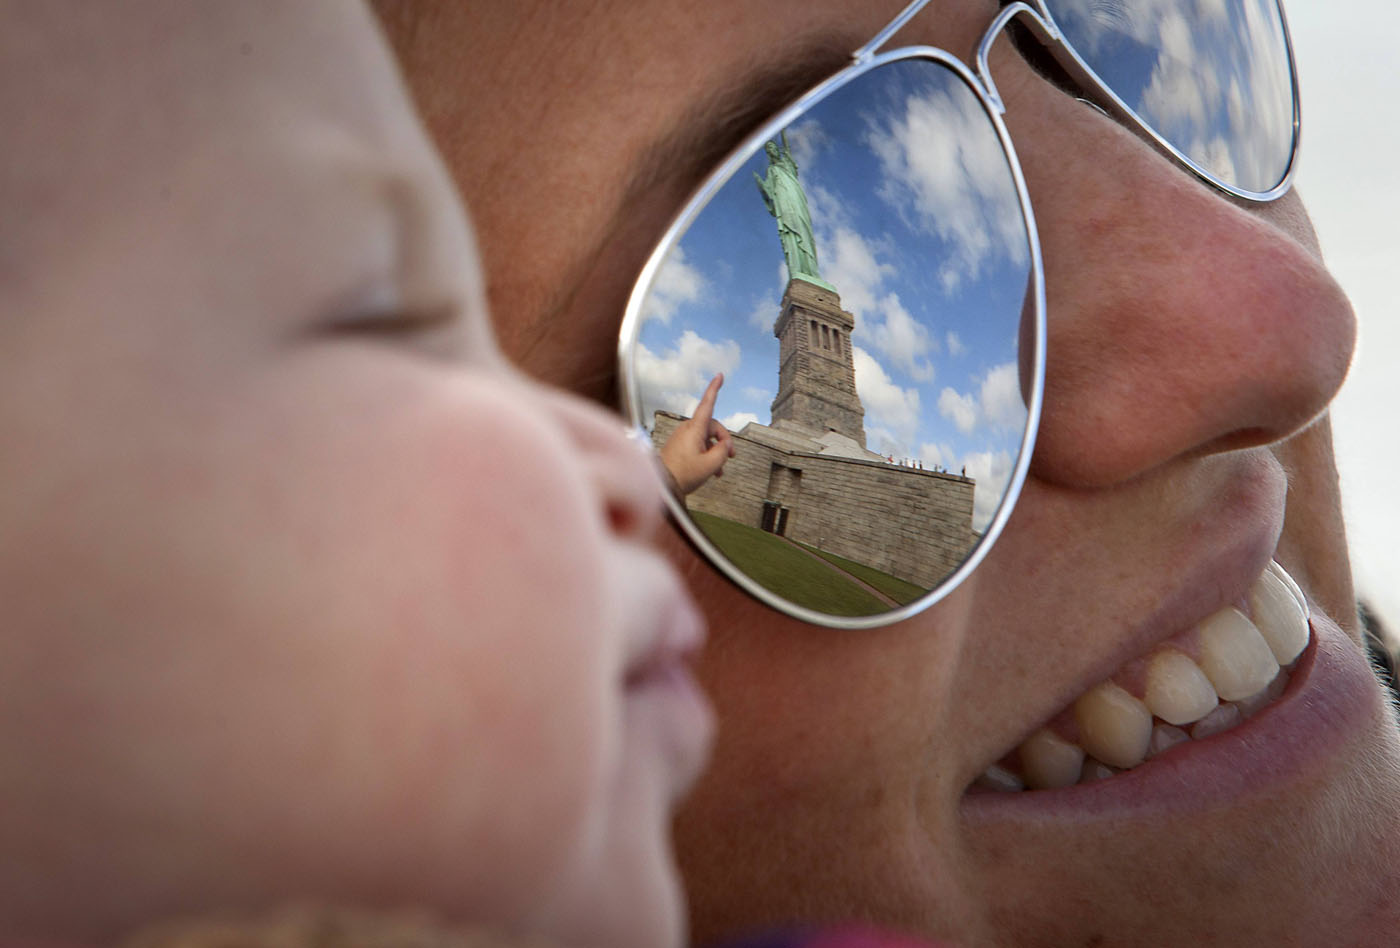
left=690, top=511, right=894, bottom=616
left=793, top=543, right=929, bottom=605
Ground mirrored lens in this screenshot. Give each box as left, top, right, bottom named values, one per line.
left=622, top=57, right=1038, bottom=621
left=1046, top=0, right=1296, bottom=195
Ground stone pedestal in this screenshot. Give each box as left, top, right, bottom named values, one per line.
left=651, top=410, right=976, bottom=591
left=770, top=277, right=866, bottom=447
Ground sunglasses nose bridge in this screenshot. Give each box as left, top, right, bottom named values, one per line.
left=973, top=2, right=1062, bottom=115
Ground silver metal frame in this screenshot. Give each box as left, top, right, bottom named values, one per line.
left=990, top=0, right=1297, bottom=201
left=618, top=46, right=1046, bottom=630
left=866, top=0, right=1300, bottom=201
left=617, top=0, right=1297, bottom=628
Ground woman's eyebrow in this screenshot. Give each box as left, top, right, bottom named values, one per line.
left=514, top=35, right=858, bottom=389
left=619, top=35, right=856, bottom=212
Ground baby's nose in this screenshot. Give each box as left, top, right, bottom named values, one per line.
left=540, top=387, right=666, bottom=540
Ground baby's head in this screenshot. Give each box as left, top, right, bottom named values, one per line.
left=0, top=3, right=711, bottom=946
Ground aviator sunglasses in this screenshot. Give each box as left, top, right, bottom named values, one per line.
left=618, top=0, right=1300, bottom=628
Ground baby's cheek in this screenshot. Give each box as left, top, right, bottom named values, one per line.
left=413, top=407, right=623, bottom=911
left=251, top=355, right=627, bottom=916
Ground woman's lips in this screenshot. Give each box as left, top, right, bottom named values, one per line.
left=960, top=591, right=1386, bottom=819
left=970, top=561, right=1311, bottom=791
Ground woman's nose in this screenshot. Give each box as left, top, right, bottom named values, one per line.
left=1001, top=62, right=1356, bottom=489
left=540, top=385, right=667, bottom=540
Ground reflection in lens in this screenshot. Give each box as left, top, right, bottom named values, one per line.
left=628, top=58, right=1035, bottom=618
left=1047, top=0, right=1295, bottom=194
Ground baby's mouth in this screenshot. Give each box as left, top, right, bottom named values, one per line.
left=972, top=560, right=1311, bottom=792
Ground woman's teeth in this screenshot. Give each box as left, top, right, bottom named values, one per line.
left=1019, top=729, right=1085, bottom=790
left=977, top=561, right=1310, bottom=793
left=1144, top=649, right=1218, bottom=723
left=1075, top=681, right=1153, bottom=770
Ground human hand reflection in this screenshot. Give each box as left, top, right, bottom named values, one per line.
left=659, top=373, right=735, bottom=497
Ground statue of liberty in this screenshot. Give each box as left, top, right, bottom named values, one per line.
left=754, top=131, right=835, bottom=291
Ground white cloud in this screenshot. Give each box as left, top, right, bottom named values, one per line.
left=721, top=411, right=759, bottom=432
left=918, top=442, right=955, bottom=470
left=783, top=118, right=830, bottom=174
left=867, top=80, right=1028, bottom=291
left=938, top=362, right=1023, bottom=436
left=642, top=245, right=704, bottom=325
left=821, top=224, right=894, bottom=318
left=868, top=294, right=936, bottom=381
left=811, top=222, right=940, bottom=383
left=946, top=330, right=967, bottom=357
left=1081, top=0, right=1292, bottom=193
left=866, top=426, right=905, bottom=460
left=963, top=448, right=1015, bottom=534
left=803, top=181, right=844, bottom=234
left=634, top=330, right=740, bottom=423
left=1232, top=0, right=1294, bottom=190
left=863, top=425, right=890, bottom=449
left=1189, top=131, right=1237, bottom=185
left=978, top=362, right=1025, bottom=431
left=1048, top=0, right=1167, bottom=55
left=938, top=386, right=978, bottom=435
left=1141, top=11, right=1220, bottom=165
left=853, top=346, right=921, bottom=446
left=746, top=291, right=781, bottom=332
left=1197, top=0, right=1228, bottom=25
left=742, top=386, right=771, bottom=402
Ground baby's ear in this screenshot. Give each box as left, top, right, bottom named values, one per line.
left=119, top=905, right=576, bottom=948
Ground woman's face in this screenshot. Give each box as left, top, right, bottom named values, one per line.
left=379, top=0, right=1400, bottom=944
left=0, top=4, right=711, bottom=947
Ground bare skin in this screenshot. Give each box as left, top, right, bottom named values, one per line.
left=659, top=374, right=735, bottom=497
left=0, top=5, right=711, bottom=947
left=376, top=1, right=1400, bottom=945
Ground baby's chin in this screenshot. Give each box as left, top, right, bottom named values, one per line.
left=525, top=656, right=710, bottom=948
left=117, top=905, right=569, bottom=947
left=539, top=834, right=688, bottom=948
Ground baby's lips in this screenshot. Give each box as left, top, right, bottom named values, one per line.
left=623, top=551, right=708, bottom=682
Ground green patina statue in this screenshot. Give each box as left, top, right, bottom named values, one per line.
left=754, top=131, right=834, bottom=290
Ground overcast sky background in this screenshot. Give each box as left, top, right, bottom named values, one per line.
left=1288, top=4, right=1400, bottom=630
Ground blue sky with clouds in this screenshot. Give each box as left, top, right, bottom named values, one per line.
left=1052, top=0, right=1294, bottom=193
left=632, top=59, right=1034, bottom=530
left=625, top=4, right=1399, bottom=605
